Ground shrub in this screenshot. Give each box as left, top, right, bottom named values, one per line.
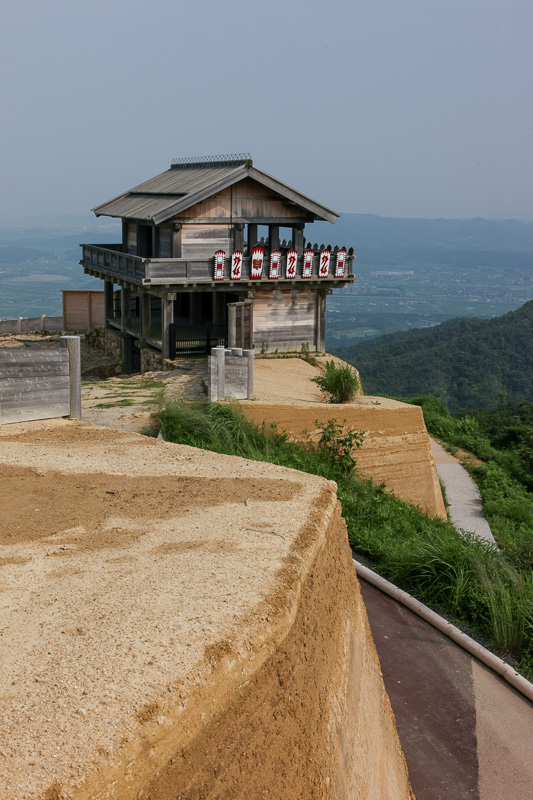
left=313, top=360, right=359, bottom=403
left=315, top=418, right=364, bottom=473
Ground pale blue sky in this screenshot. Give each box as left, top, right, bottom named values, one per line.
left=0, top=0, right=531, bottom=220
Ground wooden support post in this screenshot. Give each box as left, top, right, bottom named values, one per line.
left=245, top=349, right=254, bottom=399
left=248, top=224, right=258, bottom=254
left=60, top=335, right=82, bottom=420
left=269, top=225, right=280, bottom=250
left=292, top=224, right=304, bottom=254
left=40, top=314, right=46, bottom=332
left=317, top=290, right=327, bottom=353
left=141, top=292, right=152, bottom=338
left=104, top=280, right=114, bottom=329
left=216, top=346, right=225, bottom=401
left=161, top=297, right=174, bottom=360
left=17, top=317, right=22, bottom=333
left=239, top=304, right=244, bottom=349
left=172, top=224, right=182, bottom=258
left=228, top=303, right=236, bottom=348
left=122, top=335, right=133, bottom=375
left=234, top=223, right=245, bottom=252
left=246, top=298, right=254, bottom=351
left=121, top=286, right=132, bottom=330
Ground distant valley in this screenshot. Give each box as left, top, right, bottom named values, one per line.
left=0, top=214, right=531, bottom=335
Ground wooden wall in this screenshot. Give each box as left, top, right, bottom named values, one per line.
left=62, top=291, right=105, bottom=332
left=0, top=348, right=70, bottom=424
left=125, top=223, right=137, bottom=254
left=177, top=178, right=307, bottom=222
left=252, top=289, right=318, bottom=352
left=158, top=226, right=172, bottom=258
left=180, top=224, right=233, bottom=259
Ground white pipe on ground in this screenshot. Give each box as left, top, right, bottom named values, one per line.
left=353, top=558, right=533, bottom=703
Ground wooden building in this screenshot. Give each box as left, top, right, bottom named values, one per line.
left=80, top=154, right=354, bottom=372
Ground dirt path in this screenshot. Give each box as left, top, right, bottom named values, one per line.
left=430, top=438, right=495, bottom=544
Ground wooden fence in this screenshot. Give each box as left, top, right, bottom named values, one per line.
left=0, top=315, right=63, bottom=334
left=0, top=336, right=82, bottom=425
left=62, top=290, right=104, bottom=332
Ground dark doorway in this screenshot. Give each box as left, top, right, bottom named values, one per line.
left=138, top=225, right=153, bottom=258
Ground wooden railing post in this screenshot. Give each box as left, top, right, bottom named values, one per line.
left=216, top=346, right=225, bottom=401
left=60, top=335, right=82, bottom=420
left=228, top=304, right=237, bottom=348
left=245, top=349, right=254, bottom=399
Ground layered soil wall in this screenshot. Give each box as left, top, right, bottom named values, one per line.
left=141, top=502, right=413, bottom=800
left=243, top=401, right=446, bottom=518
left=0, top=420, right=413, bottom=799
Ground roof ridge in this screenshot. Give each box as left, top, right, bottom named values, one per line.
left=170, top=153, right=252, bottom=169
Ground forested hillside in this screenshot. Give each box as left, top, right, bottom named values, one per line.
left=335, top=300, right=533, bottom=412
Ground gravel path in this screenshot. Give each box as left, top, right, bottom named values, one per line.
left=430, top=439, right=496, bottom=545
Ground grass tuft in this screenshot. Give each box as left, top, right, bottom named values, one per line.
left=313, top=360, right=359, bottom=403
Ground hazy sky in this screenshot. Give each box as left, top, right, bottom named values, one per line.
left=1, top=0, right=531, bottom=221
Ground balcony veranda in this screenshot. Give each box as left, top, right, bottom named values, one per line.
left=80, top=244, right=355, bottom=289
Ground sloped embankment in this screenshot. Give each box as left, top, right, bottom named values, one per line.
left=0, top=419, right=413, bottom=799
left=243, top=398, right=446, bottom=518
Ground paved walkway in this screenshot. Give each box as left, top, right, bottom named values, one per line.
left=360, top=579, right=533, bottom=800
left=430, top=438, right=496, bottom=545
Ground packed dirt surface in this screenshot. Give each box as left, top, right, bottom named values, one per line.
left=77, top=355, right=445, bottom=517
left=80, top=361, right=207, bottom=432
left=0, top=419, right=413, bottom=800
left=243, top=361, right=446, bottom=518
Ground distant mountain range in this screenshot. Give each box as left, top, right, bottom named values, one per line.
left=334, top=300, right=533, bottom=412
left=309, top=213, right=533, bottom=255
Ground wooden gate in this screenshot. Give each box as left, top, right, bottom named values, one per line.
left=0, top=337, right=82, bottom=424
left=168, top=323, right=227, bottom=359
left=228, top=300, right=253, bottom=350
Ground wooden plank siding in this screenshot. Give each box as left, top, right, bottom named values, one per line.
left=252, top=289, right=318, bottom=352
left=0, top=348, right=70, bottom=424
left=158, top=226, right=172, bottom=258
left=126, top=223, right=137, bottom=254
left=180, top=224, right=233, bottom=259
left=62, top=291, right=105, bottom=332
left=176, top=179, right=310, bottom=222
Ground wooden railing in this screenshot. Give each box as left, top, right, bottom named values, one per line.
left=80, top=244, right=147, bottom=281
left=80, top=245, right=355, bottom=286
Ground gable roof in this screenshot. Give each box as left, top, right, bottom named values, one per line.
left=92, top=155, right=339, bottom=225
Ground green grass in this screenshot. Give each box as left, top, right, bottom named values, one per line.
left=95, top=399, right=136, bottom=408
left=157, top=400, right=533, bottom=678
left=312, top=360, right=360, bottom=403
left=409, top=395, right=533, bottom=572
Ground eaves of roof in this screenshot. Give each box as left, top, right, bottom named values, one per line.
left=92, top=164, right=339, bottom=225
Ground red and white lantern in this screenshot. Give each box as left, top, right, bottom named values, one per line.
left=319, top=249, right=331, bottom=278
left=269, top=249, right=281, bottom=279
left=231, top=250, right=243, bottom=280
left=286, top=249, right=298, bottom=279
left=214, top=250, right=225, bottom=281
left=335, top=248, right=347, bottom=278
left=303, top=248, right=314, bottom=278
left=250, top=246, right=264, bottom=280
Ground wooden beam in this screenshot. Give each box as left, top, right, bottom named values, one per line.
left=60, top=336, right=82, bottom=420
left=121, top=286, right=132, bottom=329
left=161, top=298, right=174, bottom=359
left=104, top=280, right=114, bottom=329
left=141, top=292, right=151, bottom=338
left=228, top=304, right=236, bottom=348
